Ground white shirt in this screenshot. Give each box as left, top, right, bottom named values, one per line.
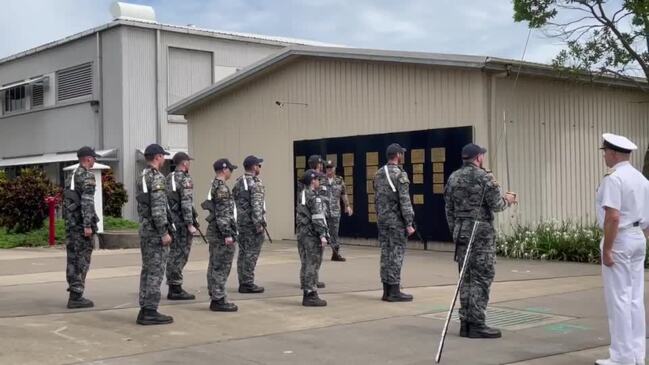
left=596, top=161, right=649, bottom=230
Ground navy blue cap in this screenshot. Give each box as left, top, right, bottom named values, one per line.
left=461, top=143, right=487, bottom=160
left=307, top=155, right=323, bottom=169
left=243, top=155, right=264, bottom=169
left=386, top=143, right=406, bottom=158
left=77, top=146, right=101, bottom=158
left=213, top=158, right=237, bottom=172
left=144, top=144, right=170, bottom=156
left=302, top=169, right=324, bottom=185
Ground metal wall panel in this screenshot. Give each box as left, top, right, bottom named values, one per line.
left=101, top=28, right=124, bottom=180
left=121, top=27, right=157, bottom=219
left=187, top=58, right=490, bottom=240
left=490, top=76, right=649, bottom=228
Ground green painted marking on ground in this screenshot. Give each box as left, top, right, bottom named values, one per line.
left=544, top=323, right=591, bottom=334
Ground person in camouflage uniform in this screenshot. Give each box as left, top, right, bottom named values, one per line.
left=296, top=169, right=330, bottom=306
left=63, top=146, right=100, bottom=309
left=136, top=144, right=174, bottom=325
left=233, top=155, right=266, bottom=294
left=444, top=143, right=517, bottom=339
left=204, top=158, right=239, bottom=312
left=374, top=143, right=416, bottom=303
left=323, top=159, right=353, bottom=262
left=165, top=152, right=197, bottom=301
left=296, top=155, right=327, bottom=289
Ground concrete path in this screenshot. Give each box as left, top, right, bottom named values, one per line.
left=0, top=241, right=645, bottom=365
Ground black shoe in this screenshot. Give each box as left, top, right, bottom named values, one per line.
left=67, top=292, right=94, bottom=309
left=385, top=284, right=413, bottom=302
left=238, top=284, right=265, bottom=294
left=317, top=282, right=326, bottom=289
left=302, top=291, right=327, bottom=307
left=460, top=321, right=469, bottom=337
left=468, top=324, right=502, bottom=339
left=167, top=285, right=196, bottom=300
left=210, top=298, right=238, bottom=312
left=381, top=282, right=389, bottom=301
left=331, top=248, right=347, bottom=262
left=136, top=308, right=173, bottom=325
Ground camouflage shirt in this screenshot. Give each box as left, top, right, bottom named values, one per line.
left=207, top=178, right=237, bottom=239
left=295, top=188, right=329, bottom=239
left=232, top=172, right=266, bottom=229
left=321, top=175, right=350, bottom=218
left=444, top=162, right=509, bottom=233
left=373, top=164, right=415, bottom=228
left=64, top=166, right=98, bottom=231
left=137, top=167, right=170, bottom=236
left=166, top=170, right=194, bottom=225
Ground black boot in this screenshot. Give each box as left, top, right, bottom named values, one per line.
left=385, top=284, right=413, bottom=302
left=167, top=285, right=196, bottom=300
left=317, top=282, right=326, bottom=289
left=67, top=291, right=94, bottom=309
left=381, top=282, right=389, bottom=301
left=468, top=324, right=502, bottom=339
left=136, top=308, right=173, bottom=325
left=210, top=298, right=238, bottom=312
left=460, top=321, right=470, bottom=337
left=238, top=283, right=265, bottom=294
left=302, top=291, right=327, bottom=307
left=331, top=247, right=347, bottom=262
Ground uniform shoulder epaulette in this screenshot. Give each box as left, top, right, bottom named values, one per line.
left=604, top=167, right=616, bottom=177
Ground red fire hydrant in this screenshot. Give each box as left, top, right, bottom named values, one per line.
left=44, top=195, right=60, bottom=247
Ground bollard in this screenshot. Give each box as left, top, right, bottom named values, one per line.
left=44, top=196, right=59, bottom=246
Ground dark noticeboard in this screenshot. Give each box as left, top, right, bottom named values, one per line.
left=293, top=126, right=473, bottom=242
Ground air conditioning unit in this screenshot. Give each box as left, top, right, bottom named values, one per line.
left=110, top=2, right=156, bottom=23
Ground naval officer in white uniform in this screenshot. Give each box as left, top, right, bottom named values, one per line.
left=595, top=133, right=649, bottom=365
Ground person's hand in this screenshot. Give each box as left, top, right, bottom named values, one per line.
left=406, top=226, right=415, bottom=237
left=84, top=227, right=93, bottom=238
left=346, top=207, right=353, bottom=216
left=162, top=233, right=172, bottom=246
left=602, top=250, right=615, bottom=267
left=187, top=225, right=197, bottom=235
left=225, top=237, right=235, bottom=246
left=504, top=192, right=518, bottom=205
left=256, top=225, right=264, bottom=234
left=320, top=237, right=328, bottom=247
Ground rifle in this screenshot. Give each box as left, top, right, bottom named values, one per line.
left=412, top=222, right=427, bottom=249
left=262, top=224, right=273, bottom=244
left=191, top=207, right=208, bottom=244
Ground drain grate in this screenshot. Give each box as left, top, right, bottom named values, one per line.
left=422, top=307, right=575, bottom=331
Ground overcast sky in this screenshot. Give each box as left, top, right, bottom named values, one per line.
left=0, top=0, right=567, bottom=63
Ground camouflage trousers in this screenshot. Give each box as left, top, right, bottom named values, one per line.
left=454, top=220, right=496, bottom=325
left=207, top=237, right=235, bottom=300
left=139, top=233, right=169, bottom=310
left=237, top=226, right=264, bottom=285
left=326, top=216, right=341, bottom=250
left=66, top=230, right=93, bottom=294
left=166, top=225, right=192, bottom=286
left=297, top=234, right=323, bottom=292
left=378, top=225, right=407, bottom=285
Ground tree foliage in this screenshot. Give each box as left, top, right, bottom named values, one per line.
left=514, top=0, right=649, bottom=89
left=0, top=168, right=61, bottom=233
left=102, top=169, right=128, bottom=218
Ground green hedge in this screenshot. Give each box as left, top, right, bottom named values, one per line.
left=0, top=217, right=138, bottom=249
left=496, top=221, right=649, bottom=267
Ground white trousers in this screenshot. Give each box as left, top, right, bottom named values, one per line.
left=602, top=229, right=646, bottom=364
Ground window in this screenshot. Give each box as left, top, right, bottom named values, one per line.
left=57, top=63, right=92, bottom=102
left=3, top=85, right=26, bottom=113
left=31, top=82, right=44, bottom=108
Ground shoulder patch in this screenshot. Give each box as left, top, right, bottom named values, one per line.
left=398, top=171, right=410, bottom=184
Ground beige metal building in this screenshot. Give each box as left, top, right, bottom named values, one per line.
left=168, top=46, right=649, bottom=243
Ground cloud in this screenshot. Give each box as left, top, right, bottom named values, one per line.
left=0, top=0, right=565, bottom=65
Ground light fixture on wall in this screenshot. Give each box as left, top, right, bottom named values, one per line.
left=275, top=100, right=308, bottom=107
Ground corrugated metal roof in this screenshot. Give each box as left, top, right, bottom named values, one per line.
left=0, top=19, right=343, bottom=66
left=167, top=45, right=648, bottom=116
